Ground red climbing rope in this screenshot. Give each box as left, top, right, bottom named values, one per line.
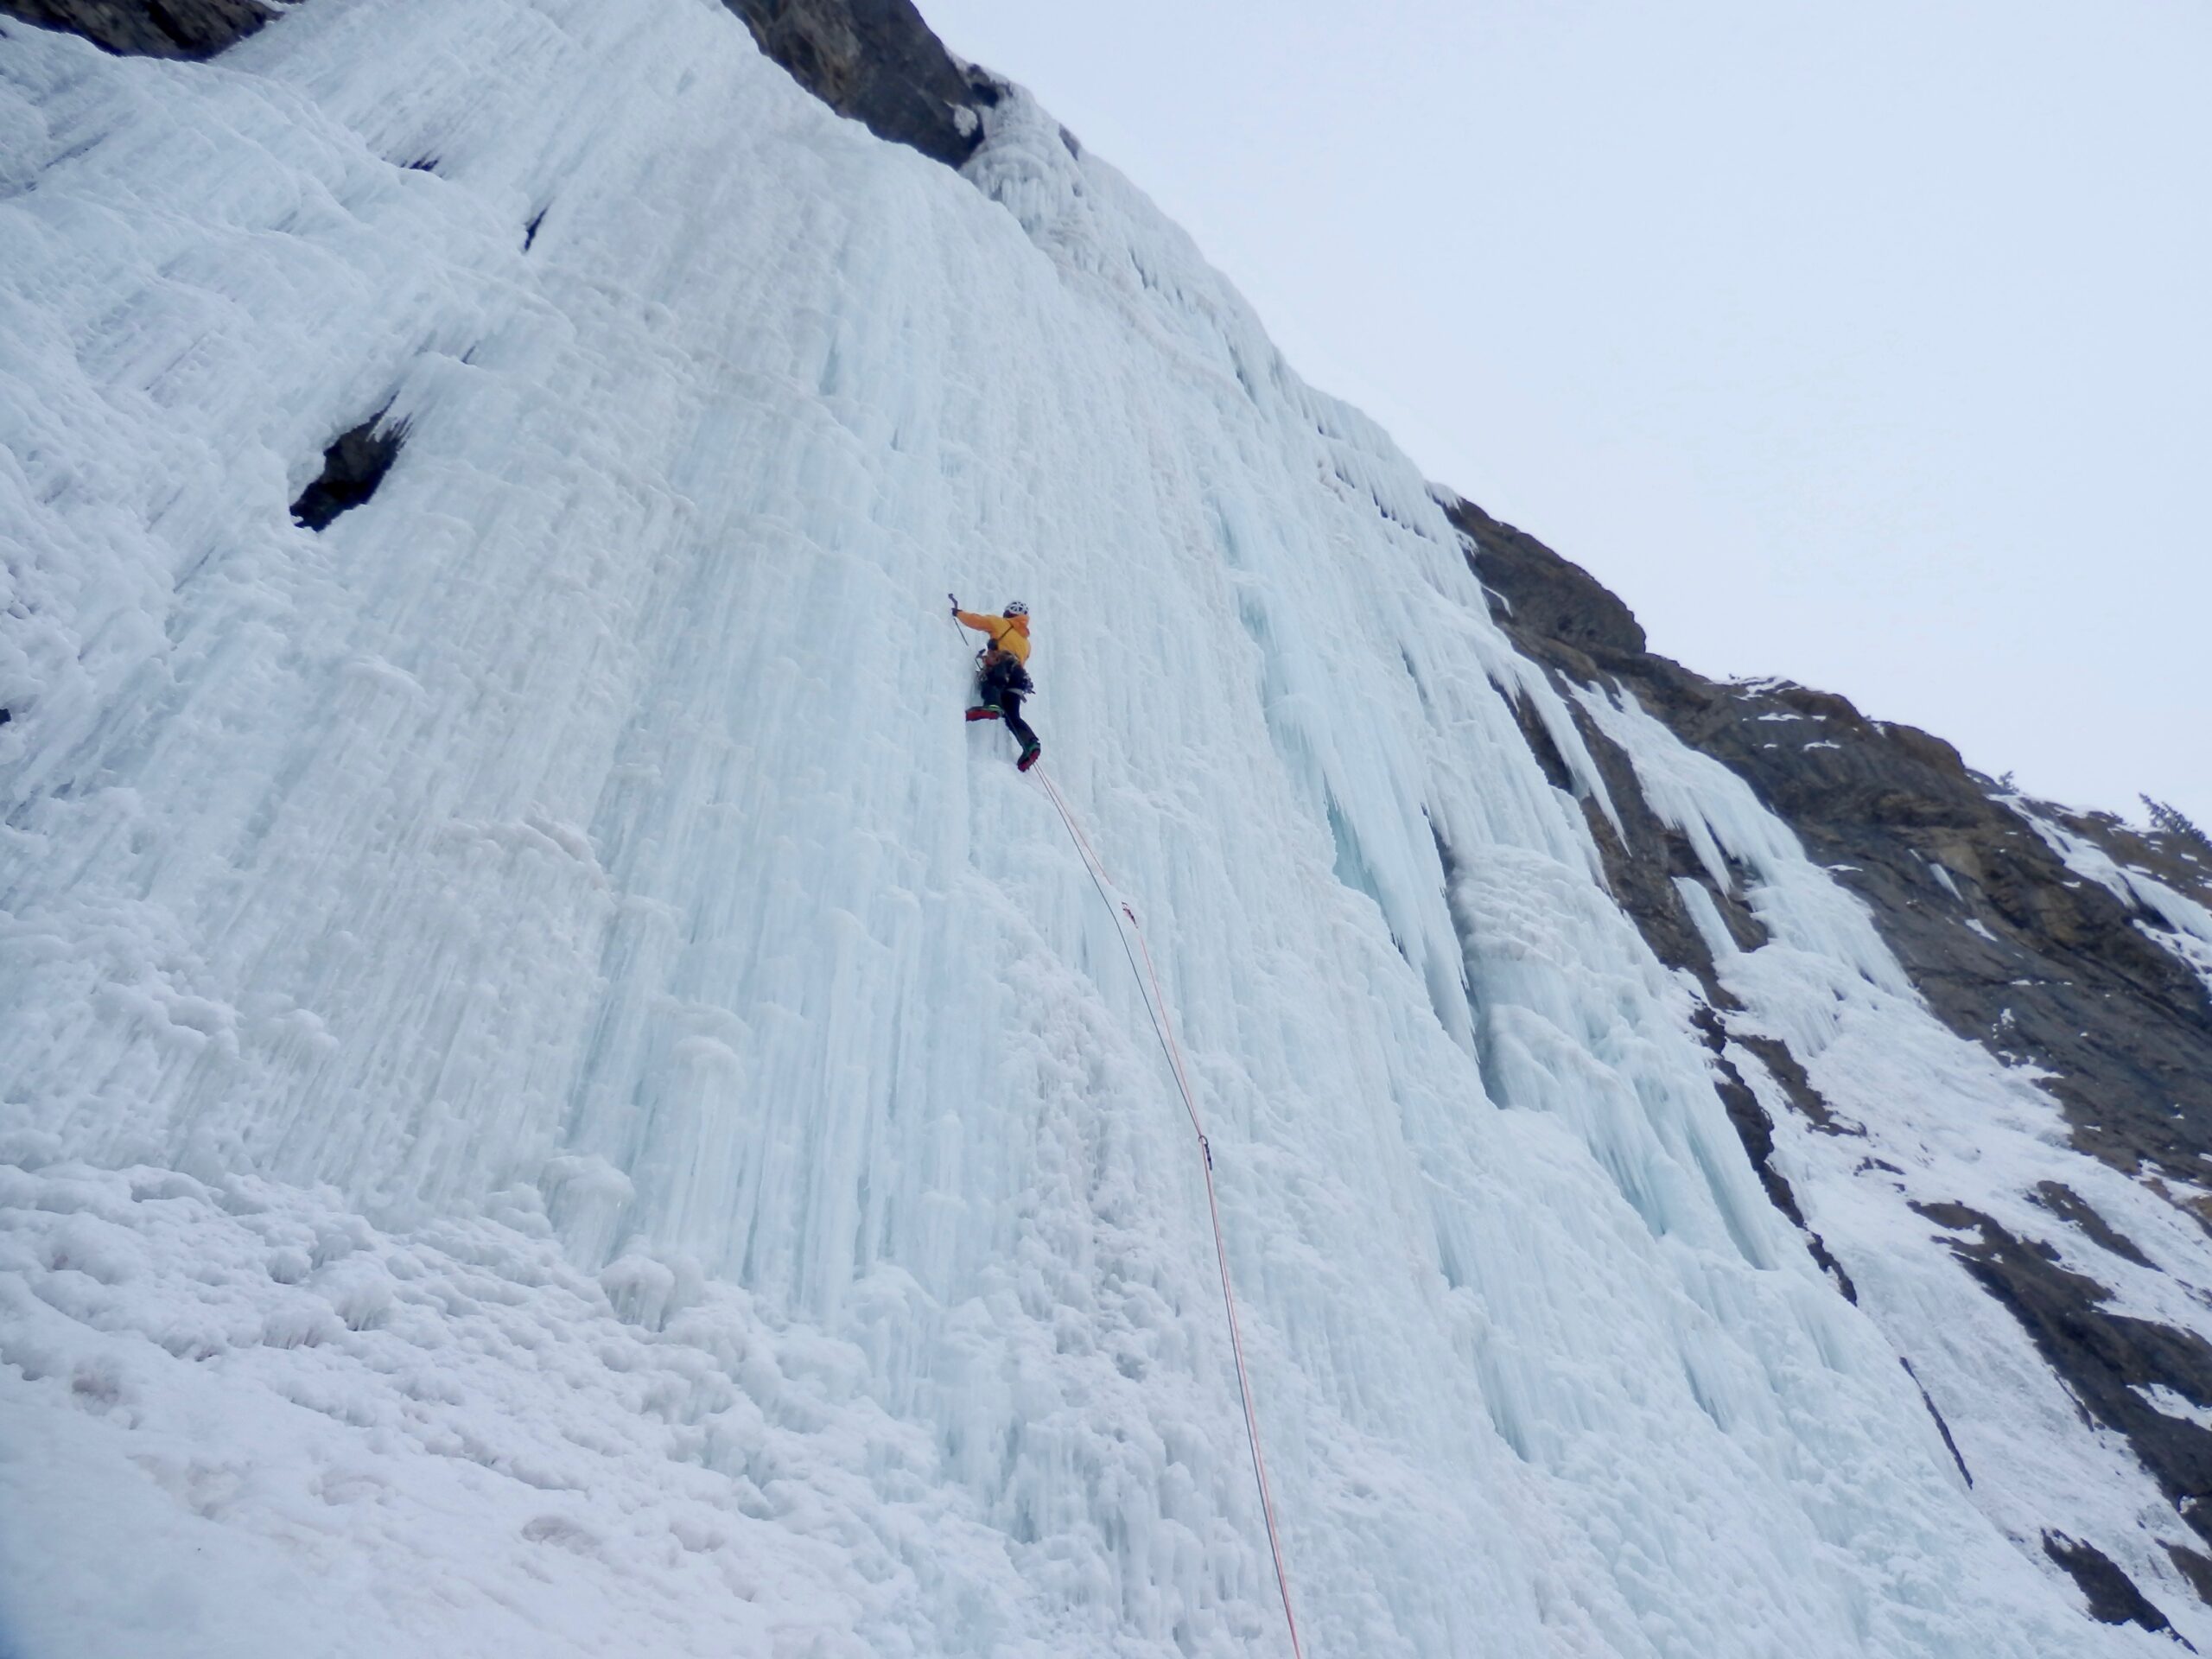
left=1031, top=764, right=1308, bottom=1659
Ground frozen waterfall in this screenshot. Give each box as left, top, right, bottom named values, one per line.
left=0, top=3, right=2176, bottom=1655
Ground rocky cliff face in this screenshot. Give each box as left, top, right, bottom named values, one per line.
left=1452, top=490, right=2212, bottom=1631
left=0, top=0, right=271, bottom=57
left=3, top=0, right=999, bottom=163
left=1452, top=493, right=2212, bottom=1192
left=718, top=0, right=1000, bottom=167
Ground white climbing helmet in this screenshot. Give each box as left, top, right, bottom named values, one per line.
left=1004, top=601, right=1028, bottom=617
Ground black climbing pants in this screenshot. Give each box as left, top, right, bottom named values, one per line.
left=995, top=692, right=1037, bottom=753
left=979, top=668, right=1038, bottom=752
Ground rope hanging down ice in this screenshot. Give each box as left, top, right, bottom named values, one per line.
left=944, top=601, right=1301, bottom=1653
left=1030, top=763, right=1308, bottom=1659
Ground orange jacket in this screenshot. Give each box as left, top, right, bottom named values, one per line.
left=956, top=609, right=1031, bottom=664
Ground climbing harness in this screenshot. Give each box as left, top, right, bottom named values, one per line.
left=1031, top=763, right=1308, bottom=1659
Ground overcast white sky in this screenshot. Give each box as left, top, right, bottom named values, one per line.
left=924, top=0, right=2210, bottom=829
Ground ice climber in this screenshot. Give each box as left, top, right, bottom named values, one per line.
left=951, top=596, right=1041, bottom=772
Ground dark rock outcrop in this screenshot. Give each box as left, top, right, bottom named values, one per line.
left=1459, top=496, right=1646, bottom=663
left=718, top=0, right=999, bottom=168
left=2043, top=1530, right=2187, bottom=1642
left=1450, top=491, right=2212, bottom=1193
left=292, top=411, right=405, bottom=532
left=1916, top=1200, right=2212, bottom=1555
left=0, top=0, right=273, bottom=57
left=1446, top=485, right=2212, bottom=1607
left=4, top=0, right=1004, bottom=175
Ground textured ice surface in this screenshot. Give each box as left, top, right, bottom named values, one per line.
left=0, top=3, right=2179, bottom=1654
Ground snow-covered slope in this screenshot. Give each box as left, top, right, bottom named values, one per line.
left=0, top=3, right=2195, bottom=1654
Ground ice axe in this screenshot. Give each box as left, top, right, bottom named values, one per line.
left=946, top=593, right=981, bottom=662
